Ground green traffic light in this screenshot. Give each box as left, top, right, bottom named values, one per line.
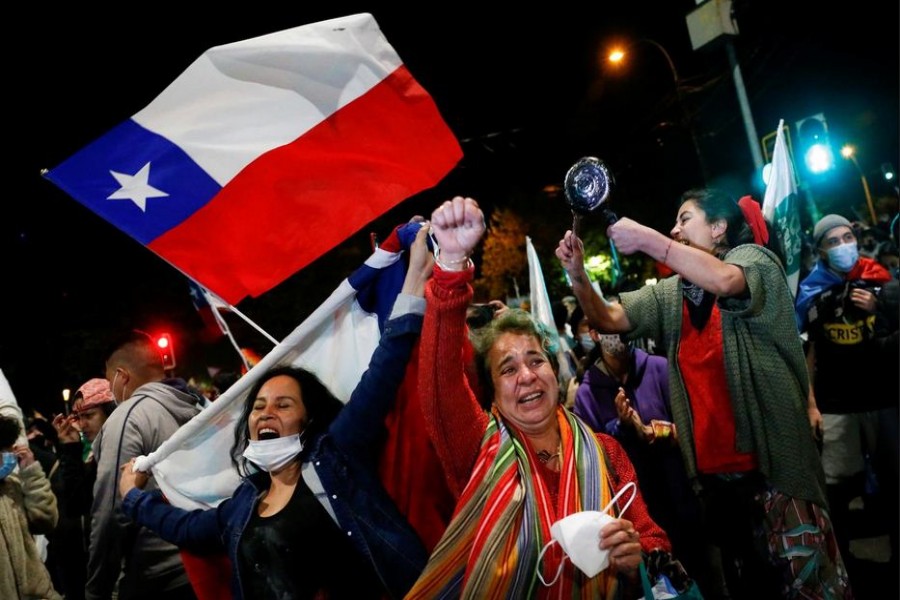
left=805, top=143, right=834, bottom=174
left=796, top=113, right=835, bottom=174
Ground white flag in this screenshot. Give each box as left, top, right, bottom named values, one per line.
left=527, top=236, right=575, bottom=384
left=527, top=236, right=554, bottom=331
left=0, top=369, right=27, bottom=445
left=763, top=119, right=803, bottom=297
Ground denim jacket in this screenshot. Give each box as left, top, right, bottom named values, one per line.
left=122, top=310, right=428, bottom=599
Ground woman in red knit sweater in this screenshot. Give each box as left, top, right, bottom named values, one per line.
left=405, top=197, right=692, bottom=599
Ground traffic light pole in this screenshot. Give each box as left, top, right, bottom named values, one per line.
left=726, top=39, right=764, bottom=173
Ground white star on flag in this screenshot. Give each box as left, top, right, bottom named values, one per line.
left=107, top=162, right=169, bottom=211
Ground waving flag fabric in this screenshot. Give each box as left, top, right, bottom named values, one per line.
left=527, top=236, right=555, bottom=331
left=762, top=119, right=802, bottom=297
left=158, top=229, right=407, bottom=600
left=44, top=13, right=462, bottom=304
left=135, top=221, right=452, bottom=597
left=134, top=222, right=445, bottom=519
left=187, top=280, right=228, bottom=343
left=135, top=243, right=398, bottom=509
left=527, top=236, right=576, bottom=385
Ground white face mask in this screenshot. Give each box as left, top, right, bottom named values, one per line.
left=537, top=482, right=637, bottom=584
left=242, top=433, right=303, bottom=473
left=110, top=370, right=120, bottom=403
left=826, top=242, right=859, bottom=272
left=110, top=370, right=128, bottom=404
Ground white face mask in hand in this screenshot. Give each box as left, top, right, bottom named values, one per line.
left=242, top=433, right=304, bottom=473
left=537, top=482, right=637, bottom=584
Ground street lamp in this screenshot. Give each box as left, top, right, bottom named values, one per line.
left=840, top=144, right=877, bottom=224
left=607, top=39, right=706, bottom=183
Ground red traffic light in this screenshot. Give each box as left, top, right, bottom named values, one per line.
left=154, top=333, right=177, bottom=370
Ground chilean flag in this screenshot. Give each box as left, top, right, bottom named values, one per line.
left=44, top=13, right=462, bottom=304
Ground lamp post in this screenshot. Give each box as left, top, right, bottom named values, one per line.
left=608, top=38, right=707, bottom=183
left=841, top=145, right=877, bottom=224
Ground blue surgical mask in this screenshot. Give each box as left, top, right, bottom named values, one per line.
left=0, top=452, right=17, bottom=479
left=826, top=242, right=859, bottom=273
left=578, top=334, right=595, bottom=353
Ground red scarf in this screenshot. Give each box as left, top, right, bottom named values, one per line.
left=847, top=256, right=891, bottom=284
left=738, top=196, right=769, bottom=245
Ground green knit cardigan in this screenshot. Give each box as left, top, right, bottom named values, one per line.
left=619, top=244, right=827, bottom=507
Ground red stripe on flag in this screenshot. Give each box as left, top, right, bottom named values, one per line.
left=151, top=65, right=461, bottom=303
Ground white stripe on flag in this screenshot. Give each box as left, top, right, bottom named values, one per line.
left=133, top=14, right=402, bottom=185
left=135, top=273, right=381, bottom=510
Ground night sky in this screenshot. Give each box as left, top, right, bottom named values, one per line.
left=6, top=1, right=898, bottom=416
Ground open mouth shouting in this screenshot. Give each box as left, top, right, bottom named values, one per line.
left=257, top=427, right=280, bottom=441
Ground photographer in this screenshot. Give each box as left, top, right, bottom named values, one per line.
left=795, top=214, right=897, bottom=576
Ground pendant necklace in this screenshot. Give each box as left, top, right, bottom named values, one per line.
left=536, top=443, right=562, bottom=464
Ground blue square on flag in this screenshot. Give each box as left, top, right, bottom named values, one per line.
left=48, top=121, right=221, bottom=244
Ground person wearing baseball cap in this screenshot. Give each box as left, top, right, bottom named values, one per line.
left=70, top=379, right=117, bottom=444
left=49, top=378, right=118, bottom=600
left=795, top=214, right=896, bottom=575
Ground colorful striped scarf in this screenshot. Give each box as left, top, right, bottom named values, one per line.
left=405, top=406, right=618, bottom=599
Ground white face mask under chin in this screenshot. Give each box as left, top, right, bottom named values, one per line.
left=536, top=481, right=637, bottom=585
left=242, top=433, right=304, bottom=473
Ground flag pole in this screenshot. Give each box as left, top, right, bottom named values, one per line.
left=189, top=275, right=281, bottom=349
left=209, top=304, right=253, bottom=371
left=218, top=302, right=280, bottom=346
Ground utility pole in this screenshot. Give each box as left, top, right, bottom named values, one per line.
left=725, top=38, right=763, bottom=172
left=686, top=0, right=763, bottom=174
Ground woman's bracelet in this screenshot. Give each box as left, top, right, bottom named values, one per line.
left=435, top=254, right=472, bottom=271
left=662, top=239, right=674, bottom=264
